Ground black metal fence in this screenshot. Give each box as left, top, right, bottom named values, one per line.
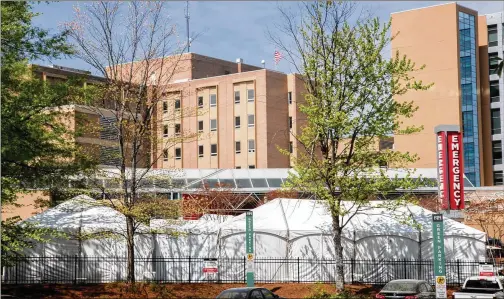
left=2, top=256, right=503, bottom=286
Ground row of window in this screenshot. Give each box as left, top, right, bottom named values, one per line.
left=163, top=140, right=257, bottom=160
left=487, top=24, right=504, bottom=48
left=163, top=115, right=258, bottom=137
left=162, top=90, right=295, bottom=113
left=489, top=52, right=504, bottom=76
left=493, top=140, right=502, bottom=165
left=490, top=80, right=500, bottom=103
left=494, top=170, right=503, bottom=185
left=491, top=108, right=501, bottom=135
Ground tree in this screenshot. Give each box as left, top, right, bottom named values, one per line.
left=181, top=183, right=261, bottom=220
left=1, top=2, right=97, bottom=264
left=465, top=196, right=504, bottom=249
left=62, top=2, right=199, bottom=283
left=270, top=2, right=432, bottom=290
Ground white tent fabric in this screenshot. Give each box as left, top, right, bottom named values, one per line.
left=13, top=197, right=486, bottom=283
left=217, top=198, right=486, bottom=260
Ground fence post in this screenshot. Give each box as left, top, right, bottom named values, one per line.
left=457, top=260, right=461, bottom=286
left=403, top=259, right=407, bottom=279
left=243, top=257, right=246, bottom=283
left=74, top=255, right=78, bottom=284
left=297, top=257, right=300, bottom=283
left=188, top=257, right=191, bottom=283
left=351, top=258, right=354, bottom=284
left=15, top=255, right=18, bottom=285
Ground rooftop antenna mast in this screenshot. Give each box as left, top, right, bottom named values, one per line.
left=185, top=1, right=190, bottom=53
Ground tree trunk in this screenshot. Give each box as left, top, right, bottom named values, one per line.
left=332, top=214, right=345, bottom=291
left=126, top=215, right=135, bottom=283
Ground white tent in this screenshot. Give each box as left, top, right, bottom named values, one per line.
left=218, top=198, right=486, bottom=260
left=11, top=197, right=486, bottom=284
left=216, top=198, right=486, bottom=282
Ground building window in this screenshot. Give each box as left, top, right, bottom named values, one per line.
left=248, top=139, right=255, bottom=153
left=198, top=121, right=204, bottom=132
left=163, top=101, right=168, bottom=113
left=489, top=53, right=499, bottom=75
left=249, top=165, right=255, bottom=169
left=163, top=125, right=168, bottom=137
left=235, top=141, right=241, bottom=154
left=235, top=116, right=240, bottom=128
left=175, top=147, right=182, bottom=160
left=491, top=80, right=500, bottom=103
left=236, top=166, right=241, bottom=169
left=288, top=92, right=292, bottom=104
left=289, top=117, right=292, bottom=129
left=494, top=171, right=503, bottom=185
left=210, top=119, right=217, bottom=131
left=211, top=144, right=217, bottom=156
left=462, top=112, right=474, bottom=136
left=459, top=11, right=480, bottom=187
left=175, top=124, right=181, bottom=136
left=174, top=99, right=181, bottom=110
left=210, top=94, right=217, bottom=107
left=491, top=108, right=501, bottom=134
left=247, top=89, right=254, bottom=102
left=289, top=141, right=293, bottom=153
left=234, top=91, right=240, bottom=104
left=198, top=96, right=204, bottom=108
left=493, top=140, right=502, bottom=165
left=198, top=145, right=204, bottom=158
left=163, top=149, right=168, bottom=161
left=488, top=25, right=498, bottom=47
left=248, top=114, right=255, bottom=127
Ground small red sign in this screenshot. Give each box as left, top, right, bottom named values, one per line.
left=203, top=268, right=218, bottom=273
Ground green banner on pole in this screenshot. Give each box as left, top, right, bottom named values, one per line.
left=245, top=211, right=254, bottom=287
left=432, top=214, right=446, bottom=298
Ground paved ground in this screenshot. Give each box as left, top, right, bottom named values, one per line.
left=1, top=283, right=380, bottom=298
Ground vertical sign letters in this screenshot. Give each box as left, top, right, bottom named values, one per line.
left=432, top=214, right=447, bottom=299
left=245, top=211, right=254, bottom=287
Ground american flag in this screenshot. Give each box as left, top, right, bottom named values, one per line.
left=274, top=50, right=283, bottom=65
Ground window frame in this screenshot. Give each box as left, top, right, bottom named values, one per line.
left=249, top=165, right=255, bottom=169
left=247, top=89, right=255, bottom=102
left=210, top=119, right=217, bottom=132
left=198, top=120, right=204, bottom=133
left=163, top=125, right=168, bottom=137
left=163, top=101, right=168, bottom=113
left=289, top=141, right=293, bottom=153
left=235, top=116, right=241, bottom=128
left=198, top=145, right=204, bottom=158
left=288, top=91, right=292, bottom=104
left=494, top=170, right=503, bottom=185
left=491, top=108, right=501, bottom=135
left=248, top=114, right=255, bottom=127
left=175, top=147, right=182, bottom=160
left=234, top=90, right=240, bottom=104
left=175, top=123, right=181, bottom=136
left=198, top=96, right=204, bottom=108
left=210, top=93, right=217, bottom=107
left=235, top=141, right=241, bottom=154
left=211, top=144, right=218, bottom=156
left=163, top=149, right=168, bottom=161
left=248, top=139, right=255, bottom=153
left=493, top=140, right=502, bottom=165
left=488, top=24, right=498, bottom=47
left=289, top=116, right=292, bottom=129
left=490, top=80, right=500, bottom=103
left=174, top=99, right=181, bottom=110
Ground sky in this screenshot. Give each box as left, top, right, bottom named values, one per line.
left=32, top=1, right=504, bottom=76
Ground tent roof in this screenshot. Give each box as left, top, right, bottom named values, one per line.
left=218, top=198, right=486, bottom=242
left=25, top=195, right=149, bottom=234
